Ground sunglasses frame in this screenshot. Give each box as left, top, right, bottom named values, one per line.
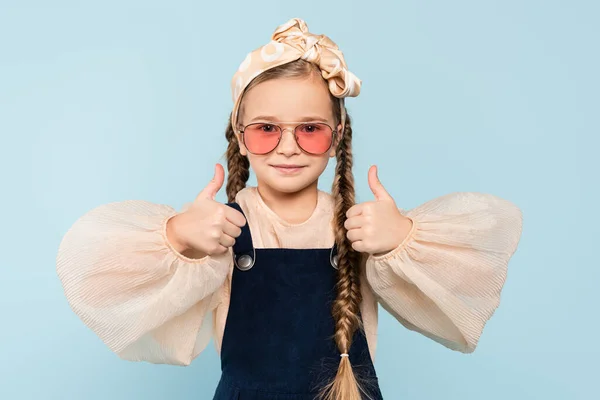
left=237, top=122, right=338, bottom=156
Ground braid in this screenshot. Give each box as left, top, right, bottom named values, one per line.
left=224, top=117, right=249, bottom=202
left=320, top=114, right=366, bottom=400
left=332, top=115, right=362, bottom=353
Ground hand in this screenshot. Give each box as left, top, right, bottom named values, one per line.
left=167, top=163, right=247, bottom=257
left=344, top=165, right=413, bottom=256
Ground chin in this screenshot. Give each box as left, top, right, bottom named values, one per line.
left=252, top=162, right=329, bottom=195
left=263, top=178, right=316, bottom=194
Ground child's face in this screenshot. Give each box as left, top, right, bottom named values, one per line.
left=237, top=76, right=341, bottom=195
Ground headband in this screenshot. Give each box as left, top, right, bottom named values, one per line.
left=230, top=18, right=362, bottom=133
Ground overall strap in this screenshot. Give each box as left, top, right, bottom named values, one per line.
left=226, top=203, right=339, bottom=270
left=225, top=202, right=255, bottom=271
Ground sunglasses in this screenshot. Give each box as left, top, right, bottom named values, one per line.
left=238, top=122, right=337, bottom=155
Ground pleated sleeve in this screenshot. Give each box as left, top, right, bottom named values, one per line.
left=366, top=192, right=523, bottom=353
left=56, top=200, right=231, bottom=365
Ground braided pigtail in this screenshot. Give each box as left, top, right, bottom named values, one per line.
left=224, top=116, right=250, bottom=202
left=320, top=114, right=367, bottom=400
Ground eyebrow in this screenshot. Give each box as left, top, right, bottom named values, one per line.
left=248, top=115, right=330, bottom=123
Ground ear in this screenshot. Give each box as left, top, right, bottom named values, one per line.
left=329, top=123, right=343, bottom=158
left=236, top=132, right=248, bottom=156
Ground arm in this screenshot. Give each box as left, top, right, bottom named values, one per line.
left=56, top=199, right=232, bottom=365
left=366, top=192, right=523, bottom=353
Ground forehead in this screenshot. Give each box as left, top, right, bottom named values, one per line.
left=240, top=77, right=334, bottom=122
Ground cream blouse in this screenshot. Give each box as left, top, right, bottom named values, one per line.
left=56, top=186, right=523, bottom=366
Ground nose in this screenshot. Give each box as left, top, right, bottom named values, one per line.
left=276, top=127, right=301, bottom=156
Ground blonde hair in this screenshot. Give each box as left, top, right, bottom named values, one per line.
left=224, top=59, right=366, bottom=400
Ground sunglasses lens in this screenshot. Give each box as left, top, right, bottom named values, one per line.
left=295, top=123, right=333, bottom=154
left=242, top=123, right=333, bottom=155
left=243, top=123, right=281, bottom=154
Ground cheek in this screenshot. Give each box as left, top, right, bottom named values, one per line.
left=246, top=154, right=257, bottom=168
left=246, top=154, right=268, bottom=171
left=313, top=155, right=331, bottom=172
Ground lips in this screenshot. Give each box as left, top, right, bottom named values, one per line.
left=270, top=164, right=306, bottom=174
left=271, top=164, right=305, bottom=168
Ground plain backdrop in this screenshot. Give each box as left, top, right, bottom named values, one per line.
left=1, top=1, right=598, bottom=399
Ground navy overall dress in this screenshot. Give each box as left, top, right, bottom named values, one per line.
left=212, top=202, right=384, bottom=400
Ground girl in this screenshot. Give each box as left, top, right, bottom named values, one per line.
left=56, top=18, right=523, bottom=400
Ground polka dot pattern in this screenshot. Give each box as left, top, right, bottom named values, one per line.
left=230, top=18, right=362, bottom=131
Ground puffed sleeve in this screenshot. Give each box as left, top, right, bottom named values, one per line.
left=366, top=192, right=523, bottom=353
left=56, top=200, right=232, bottom=366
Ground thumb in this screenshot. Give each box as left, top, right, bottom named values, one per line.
left=196, top=163, right=225, bottom=201
left=368, top=165, right=393, bottom=201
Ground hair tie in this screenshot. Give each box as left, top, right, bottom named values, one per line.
left=230, top=17, right=361, bottom=132
left=340, top=353, right=349, bottom=358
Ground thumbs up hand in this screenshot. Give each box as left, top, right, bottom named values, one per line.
left=344, top=165, right=413, bottom=256
left=166, top=164, right=247, bottom=257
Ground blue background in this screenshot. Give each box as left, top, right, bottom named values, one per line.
left=1, top=0, right=598, bottom=399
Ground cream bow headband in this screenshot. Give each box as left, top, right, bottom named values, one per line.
left=230, top=18, right=362, bottom=133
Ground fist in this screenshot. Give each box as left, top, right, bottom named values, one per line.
left=344, top=165, right=413, bottom=256
left=167, top=164, right=247, bottom=257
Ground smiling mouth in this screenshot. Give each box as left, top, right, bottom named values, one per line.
left=270, top=164, right=306, bottom=173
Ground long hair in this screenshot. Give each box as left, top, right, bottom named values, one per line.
left=224, top=59, right=365, bottom=400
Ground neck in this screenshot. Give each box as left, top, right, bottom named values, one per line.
left=257, top=181, right=319, bottom=224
